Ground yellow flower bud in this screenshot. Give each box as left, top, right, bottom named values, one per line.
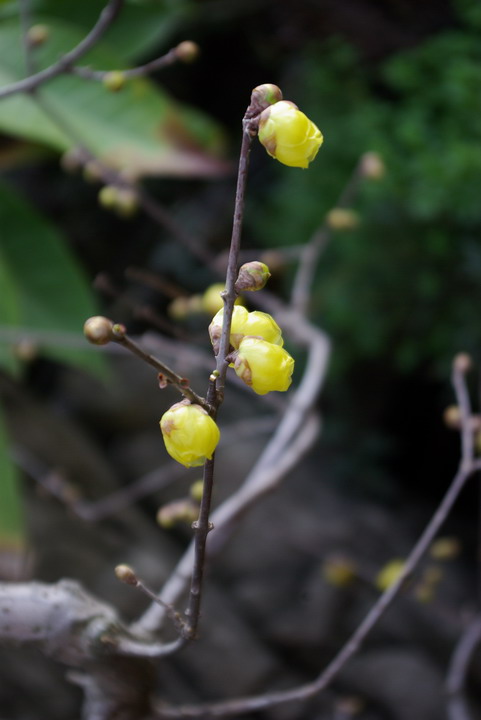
left=102, top=71, right=126, bottom=92
left=326, top=208, right=361, bottom=231
left=201, top=284, right=243, bottom=316
left=258, top=100, right=323, bottom=169
left=160, top=401, right=220, bottom=467
left=234, top=337, right=294, bottom=394
left=375, top=559, right=406, bottom=591
left=209, top=306, right=283, bottom=352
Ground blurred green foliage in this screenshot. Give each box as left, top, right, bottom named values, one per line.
left=254, top=0, right=481, bottom=377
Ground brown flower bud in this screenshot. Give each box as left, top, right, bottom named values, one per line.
left=157, top=499, right=199, bottom=528
left=360, top=151, right=385, bottom=180
left=248, top=84, right=283, bottom=117
left=454, top=352, right=472, bottom=374
left=27, top=24, right=49, bottom=47
left=83, top=316, right=114, bottom=345
left=115, top=564, right=138, bottom=585
left=443, top=405, right=461, bottom=430
left=175, top=41, right=200, bottom=63
left=235, top=261, right=271, bottom=292
left=326, top=208, right=360, bottom=231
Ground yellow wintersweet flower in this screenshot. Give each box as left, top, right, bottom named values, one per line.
left=234, top=337, right=294, bottom=394
left=209, top=305, right=284, bottom=352
left=160, top=401, right=220, bottom=467
left=258, top=100, right=323, bottom=169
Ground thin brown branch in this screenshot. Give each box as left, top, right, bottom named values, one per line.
left=72, top=46, right=181, bottom=82
left=446, top=615, right=481, bottom=720
left=0, top=0, right=124, bottom=99
left=110, top=324, right=209, bottom=410
left=290, top=158, right=363, bottom=315
left=214, top=126, right=254, bottom=397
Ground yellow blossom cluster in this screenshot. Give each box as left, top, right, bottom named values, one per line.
left=209, top=305, right=294, bottom=395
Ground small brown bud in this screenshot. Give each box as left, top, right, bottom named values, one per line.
left=157, top=499, right=199, bottom=528
left=27, top=24, right=49, bottom=47
left=115, top=564, right=138, bottom=586
left=83, top=160, right=104, bottom=184
left=175, top=41, right=200, bottom=63
left=360, top=151, right=385, bottom=180
left=443, top=405, right=461, bottom=430
left=115, top=188, right=139, bottom=218
left=326, top=208, right=361, bottom=231
left=454, top=352, right=472, bottom=374
left=60, top=147, right=85, bottom=174
left=235, top=261, right=271, bottom=293
left=83, top=316, right=114, bottom=345
left=429, top=537, right=461, bottom=560
left=248, top=84, right=283, bottom=117
left=322, top=556, right=357, bottom=588
left=102, top=71, right=126, bottom=92
left=14, top=339, right=38, bottom=363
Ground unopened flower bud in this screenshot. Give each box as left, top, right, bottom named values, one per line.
left=60, top=147, right=84, bottom=174
left=98, top=185, right=118, bottom=210
left=249, top=84, right=283, bottom=116
left=235, top=261, right=271, bottom=292
left=326, top=208, right=360, bottom=231
left=209, top=306, right=283, bottom=353
left=83, top=160, right=103, bottom=183
left=322, top=556, right=357, bottom=588
left=27, top=24, right=49, bottom=47
left=83, top=316, right=114, bottom=345
left=160, top=401, right=220, bottom=468
left=375, top=559, right=406, bottom=591
left=115, top=564, right=138, bottom=585
left=443, top=405, right=463, bottom=430
left=98, top=185, right=138, bottom=217
left=115, top=188, right=138, bottom=217
left=429, top=537, right=461, bottom=560
left=189, top=479, right=204, bottom=503
left=258, top=100, right=323, bottom=169
left=157, top=499, right=199, bottom=528
left=454, top=352, right=472, bottom=374
left=360, top=151, right=385, bottom=180
left=201, top=284, right=225, bottom=315
left=175, top=40, right=200, bottom=63
left=234, top=337, right=294, bottom=395
left=102, top=71, right=126, bottom=92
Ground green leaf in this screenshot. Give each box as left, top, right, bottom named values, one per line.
left=0, top=405, right=25, bottom=550
left=0, top=182, right=105, bottom=377
left=0, top=15, right=226, bottom=178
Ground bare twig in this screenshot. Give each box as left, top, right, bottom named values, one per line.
left=214, top=126, right=254, bottom=397
left=446, top=615, right=481, bottom=720
left=109, top=324, right=210, bottom=410
left=290, top=158, right=363, bottom=315
left=72, top=45, right=182, bottom=82
left=0, top=0, right=124, bottom=99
